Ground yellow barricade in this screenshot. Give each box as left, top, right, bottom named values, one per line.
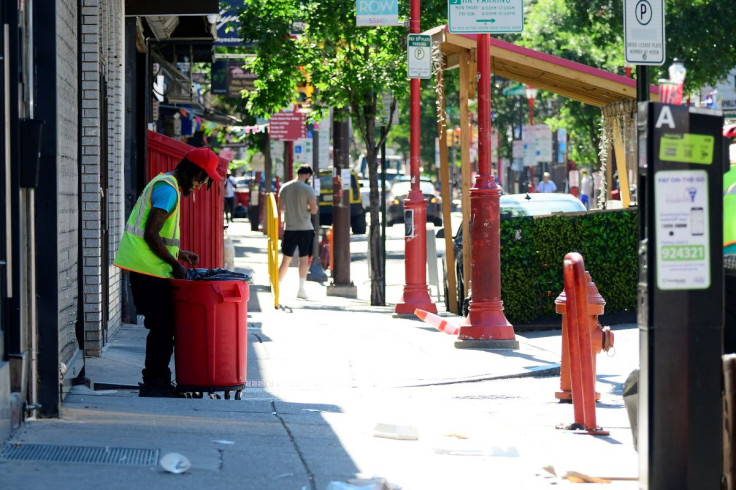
left=266, top=193, right=279, bottom=308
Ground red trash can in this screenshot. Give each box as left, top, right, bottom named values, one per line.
left=170, top=278, right=249, bottom=396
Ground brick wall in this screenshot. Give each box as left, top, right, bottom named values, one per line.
left=80, top=0, right=124, bottom=356
left=56, top=1, right=80, bottom=365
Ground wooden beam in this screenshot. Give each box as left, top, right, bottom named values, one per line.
left=459, top=52, right=472, bottom=301
left=612, top=118, right=631, bottom=208
left=435, top=62, right=459, bottom=314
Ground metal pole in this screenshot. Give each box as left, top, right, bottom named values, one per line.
left=380, top=126, right=387, bottom=302
left=395, top=0, right=436, bottom=314
left=456, top=34, right=516, bottom=348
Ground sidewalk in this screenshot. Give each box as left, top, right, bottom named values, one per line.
left=0, top=220, right=640, bottom=489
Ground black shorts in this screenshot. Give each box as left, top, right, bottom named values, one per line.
left=281, top=230, right=314, bottom=257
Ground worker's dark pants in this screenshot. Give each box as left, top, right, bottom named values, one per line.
left=129, top=272, right=175, bottom=384
left=726, top=270, right=736, bottom=354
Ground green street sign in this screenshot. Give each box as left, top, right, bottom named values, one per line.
left=503, top=84, right=526, bottom=97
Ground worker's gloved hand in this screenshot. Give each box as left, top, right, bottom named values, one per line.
left=178, top=250, right=200, bottom=267
left=171, top=263, right=188, bottom=280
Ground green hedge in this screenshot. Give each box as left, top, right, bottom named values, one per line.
left=499, top=208, right=638, bottom=324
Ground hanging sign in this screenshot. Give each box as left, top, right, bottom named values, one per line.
left=448, top=0, right=524, bottom=34
left=356, top=0, right=398, bottom=26
left=624, top=0, right=665, bottom=65
left=407, top=34, right=432, bottom=79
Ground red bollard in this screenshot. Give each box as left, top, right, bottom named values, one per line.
left=560, top=252, right=608, bottom=435
left=555, top=272, right=614, bottom=402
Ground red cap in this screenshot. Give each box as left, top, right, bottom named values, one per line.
left=184, top=148, right=222, bottom=181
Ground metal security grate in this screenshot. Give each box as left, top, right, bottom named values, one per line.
left=0, top=443, right=159, bottom=466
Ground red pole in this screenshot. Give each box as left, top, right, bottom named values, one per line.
left=455, top=34, right=516, bottom=348
left=395, top=0, right=436, bottom=315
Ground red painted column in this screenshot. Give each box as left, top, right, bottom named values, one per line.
left=456, top=34, right=516, bottom=348
left=394, top=0, right=436, bottom=315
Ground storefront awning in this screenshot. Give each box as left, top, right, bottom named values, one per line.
left=423, top=25, right=659, bottom=107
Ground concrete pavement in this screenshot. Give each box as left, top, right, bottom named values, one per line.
left=0, top=220, right=641, bottom=489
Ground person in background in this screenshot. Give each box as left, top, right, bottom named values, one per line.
left=579, top=169, right=593, bottom=209
left=278, top=165, right=318, bottom=299
left=536, top=172, right=557, bottom=193
left=224, top=172, right=237, bottom=223
left=114, top=148, right=222, bottom=397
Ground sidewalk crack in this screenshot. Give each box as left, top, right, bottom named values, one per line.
left=271, top=401, right=316, bottom=490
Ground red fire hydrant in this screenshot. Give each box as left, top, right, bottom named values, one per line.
left=555, top=271, right=614, bottom=402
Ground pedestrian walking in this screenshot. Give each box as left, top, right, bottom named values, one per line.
left=278, top=165, right=318, bottom=299
left=536, top=172, right=557, bottom=193
left=113, top=147, right=222, bottom=397
left=579, top=169, right=593, bottom=209
left=224, top=172, right=237, bottom=223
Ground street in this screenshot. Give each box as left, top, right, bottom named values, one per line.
left=0, top=219, right=640, bottom=489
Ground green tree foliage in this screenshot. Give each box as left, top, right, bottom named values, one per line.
left=236, top=0, right=448, bottom=305
left=517, top=0, right=736, bottom=167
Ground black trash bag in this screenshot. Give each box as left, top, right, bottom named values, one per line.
left=185, top=268, right=251, bottom=282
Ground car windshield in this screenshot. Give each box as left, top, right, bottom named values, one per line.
left=390, top=181, right=436, bottom=197
left=499, top=195, right=585, bottom=217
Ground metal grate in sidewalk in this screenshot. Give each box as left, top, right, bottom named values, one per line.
left=0, top=443, right=159, bottom=466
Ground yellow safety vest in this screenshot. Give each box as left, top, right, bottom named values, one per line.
left=114, top=173, right=181, bottom=278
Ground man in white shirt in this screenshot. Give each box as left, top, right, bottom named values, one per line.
left=536, top=172, right=557, bottom=193
left=278, top=165, right=318, bottom=299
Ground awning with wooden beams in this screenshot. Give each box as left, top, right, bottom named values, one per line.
left=422, top=25, right=659, bottom=107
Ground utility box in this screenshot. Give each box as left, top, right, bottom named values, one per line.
left=637, top=103, right=724, bottom=489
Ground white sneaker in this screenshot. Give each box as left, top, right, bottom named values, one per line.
left=297, top=289, right=308, bottom=299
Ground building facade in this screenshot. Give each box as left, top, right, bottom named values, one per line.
left=0, top=0, right=218, bottom=441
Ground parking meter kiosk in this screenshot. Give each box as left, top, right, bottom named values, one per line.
left=638, top=103, right=724, bottom=489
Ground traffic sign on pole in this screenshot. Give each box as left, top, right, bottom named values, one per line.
left=448, top=0, right=524, bottom=34
left=356, top=0, right=398, bottom=26
left=624, top=0, right=665, bottom=65
left=407, top=34, right=431, bottom=79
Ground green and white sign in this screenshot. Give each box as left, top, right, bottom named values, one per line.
left=654, top=169, right=710, bottom=290
left=448, top=0, right=524, bottom=34
left=407, top=34, right=431, bottom=79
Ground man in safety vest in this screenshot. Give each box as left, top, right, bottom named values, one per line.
left=114, top=147, right=222, bottom=397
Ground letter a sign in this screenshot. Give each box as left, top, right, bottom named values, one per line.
left=356, top=0, right=398, bottom=26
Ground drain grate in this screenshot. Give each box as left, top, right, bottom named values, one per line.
left=0, top=443, right=160, bottom=466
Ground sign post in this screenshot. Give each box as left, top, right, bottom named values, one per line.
left=407, top=34, right=431, bottom=79
left=356, top=0, right=398, bottom=26
left=624, top=0, right=665, bottom=66
left=448, top=0, right=523, bottom=34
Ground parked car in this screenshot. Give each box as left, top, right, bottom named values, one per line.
left=440, top=192, right=586, bottom=314
left=317, top=169, right=367, bottom=234
left=386, top=181, right=442, bottom=227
